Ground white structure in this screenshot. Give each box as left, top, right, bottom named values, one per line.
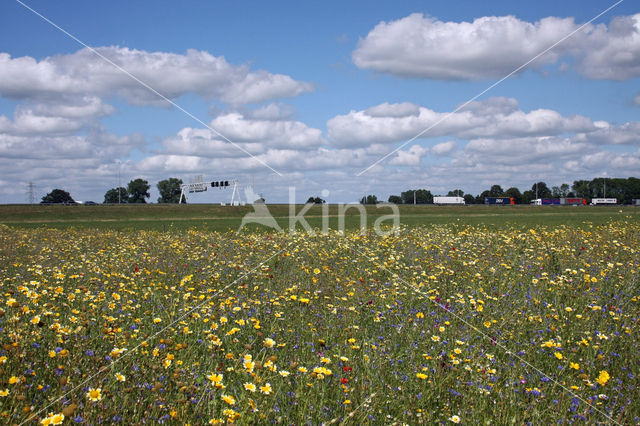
left=433, top=196, right=465, bottom=205
left=179, top=178, right=239, bottom=205
left=590, top=198, right=617, bottom=205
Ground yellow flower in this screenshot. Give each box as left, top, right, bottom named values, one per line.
left=50, top=413, right=64, bottom=425
left=260, top=383, right=273, bottom=395
left=554, top=352, right=563, bottom=360
left=0, top=356, right=6, bottom=364
left=244, top=383, right=256, bottom=392
left=263, top=338, right=275, bottom=348
left=221, top=394, right=236, bottom=405
left=597, top=370, right=610, bottom=386
left=313, top=268, right=320, bottom=274
left=483, top=321, right=491, bottom=328
left=8, top=376, right=19, bottom=385
left=449, top=415, right=461, bottom=423
left=207, top=373, right=223, bottom=383
left=243, top=359, right=255, bottom=373
left=343, top=399, right=351, bottom=405
left=416, top=373, right=428, bottom=380
left=0, top=389, right=8, bottom=397
left=31, top=315, right=41, bottom=325
left=416, top=312, right=424, bottom=319
left=570, top=362, right=580, bottom=370
left=86, top=388, right=102, bottom=402
left=112, top=292, right=121, bottom=301
left=298, top=367, right=307, bottom=373
left=153, top=318, right=161, bottom=324
left=431, top=335, right=440, bottom=342
left=115, top=373, right=126, bottom=382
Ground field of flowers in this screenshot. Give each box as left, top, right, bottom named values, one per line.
left=0, top=221, right=638, bottom=424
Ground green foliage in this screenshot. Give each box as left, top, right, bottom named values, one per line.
left=359, top=194, right=378, bottom=204
left=447, top=189, right=464, bottom=197
left=41, top=189, right=74, bottom=204
left=157, top=178, right=184, bottom=204
left=401, top=189, right=433, bottom=204
left=532, top=182, right=552, bottom=198
left=505, top=187, right=522, bottom=204
left=127, top=178, right=151, bottom=204
left=306, top=197, right=325, bottom=204
left=489, top=185, right=504, bottom=197
left=104, top=187, right=129, bottom=204
left=388, top=195, right=403, bottom=204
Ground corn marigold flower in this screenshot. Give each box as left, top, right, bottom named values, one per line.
left=260, top=383, right=273, bottom=395
left=115, top=373, right=126, bottom=382
left=86, top=388, right=102, bottom=402
left=263, top=338, right=275, bottom=348
left=244, top=382, right=256, bottom=392
left=449, top=415, right=461, bottom=423
left=221, top=394, right=235, bottom=405
left=597, top=370, right=610, bottom=386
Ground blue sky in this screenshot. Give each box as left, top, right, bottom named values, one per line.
left=0, top=0, right=638, bottom=203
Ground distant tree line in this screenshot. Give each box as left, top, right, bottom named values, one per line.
left=384, top=177, right=640, bottom=205
left=41, top=177, right=186, bottom=204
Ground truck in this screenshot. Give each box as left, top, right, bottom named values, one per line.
left=485, top=197, right=515, bottom=205
left=590, top=198, right=617, bottom=205
left=532, top=198, right=586, bottom=205
left=560, top=197, right=587, bottom=205
left=433, top=196, right=465, bottom=205
left=531, top=198, right=560, bottom=205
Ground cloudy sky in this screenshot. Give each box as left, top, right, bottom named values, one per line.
left=0, top=0, right=639, bottom=203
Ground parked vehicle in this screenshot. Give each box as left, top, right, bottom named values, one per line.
left=434, top=196, right=465, bottom=205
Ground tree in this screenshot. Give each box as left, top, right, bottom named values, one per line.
left=447, top=189, right=464, bottom=197
left=505, top=187, right=522, bottom=204
left=476, top=190, right=490, bottom=204
left=360, top=194, right=378, bottom=204
left=489, top=185, right=504, bottom=197
left=388, top=195, right=402, bottom=204
left=463, top=194, right=475, bottom=205
left=551, top=184, right=570, bottom=198
left=401, top=189, right=433, bottom=204
left=104, top=187, right=128, bottom=204
left=41, top=189, right=74, bottom=204
left=157, top=178, right=184, bottom=203
left=522, top=190, right=535, bottom=205
left=127, top=179, right=151, bottom=204
left=572, top=180, right=590, bottom=198
left=306, top=197, right=325, bottom=204
left=531, top=182, right=551, bottom=198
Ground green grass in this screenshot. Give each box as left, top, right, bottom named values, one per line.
left=1, top=204, right=638, bottom=231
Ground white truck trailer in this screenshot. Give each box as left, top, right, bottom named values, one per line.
left=433, top=196, right=465, bottom=205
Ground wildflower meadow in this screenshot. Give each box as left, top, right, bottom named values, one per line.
left=0, top=221, right=638, bottom=424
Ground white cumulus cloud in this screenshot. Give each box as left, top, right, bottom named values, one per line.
left=353, top=13, right=640, bottom=81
